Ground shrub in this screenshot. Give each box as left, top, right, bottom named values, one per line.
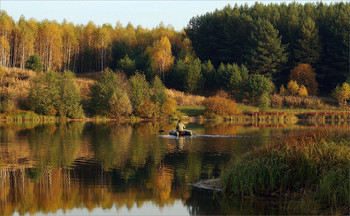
left=290, top=63, right=318, bottom=95
left=161, top=97, right=176, bottom=116
left=129, top=72, right=150, bottom=110
left=150, top=76, right=167, bottom=106
left=28, top=70, right=83, bottom=118
left=298, top=85, right=308, bottom=97
left=203, top=95, right=239, bottom=116
left=25, top=55, right=43, bottom=72
left=270, top=94, right=283, bottom=108
left=109, top=91, right=132, bottom=118
left=28, top=70, right=60, bottom=115
left=56, top=71, right=84, bottom=118
left=135, top=99, right=160, bottom=118
left=287, top=80, right=299, bottom=95
left=91, top=68, right=127, bottom=116
left=332, top=82, right=350, bottom=106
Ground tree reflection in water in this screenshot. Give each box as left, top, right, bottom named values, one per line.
left=0, top=121, right=332, bottom=215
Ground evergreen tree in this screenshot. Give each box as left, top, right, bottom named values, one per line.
left=249, top=19, right=287, bottom=77
left=294, top=18, right=321, bottom=66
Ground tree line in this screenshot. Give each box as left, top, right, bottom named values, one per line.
left=0, top=2, right=349, bottom=97
left=186, top=2, right=349, bottom=93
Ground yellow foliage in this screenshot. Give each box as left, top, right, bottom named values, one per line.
left=279, top=85, right=287, bottom=96
left=290, top=63, right=318, bottom=95
left=161, top=97, right=176, bottom=116
left=287, top=80, right=299, bottom=95
left=298, top=85, right=308, bottom=97
left=333, top=82, right=350, bottom=106
left=203, top=95, right=239, bottom=116
left=145, top=36, right=175, bottom=78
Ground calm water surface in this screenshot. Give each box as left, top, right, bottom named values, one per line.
left=0, top=121, right=340, bottom=215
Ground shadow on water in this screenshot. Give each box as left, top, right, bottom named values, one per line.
left=0, top=121, right=347, bottom=215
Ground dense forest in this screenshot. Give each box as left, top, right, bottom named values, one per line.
left=0, top=2, right=349, bottom=116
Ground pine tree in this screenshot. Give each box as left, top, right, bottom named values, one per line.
left=249, top=19, right=287, bottom=77
left=294, top=18, right=321, bottom=66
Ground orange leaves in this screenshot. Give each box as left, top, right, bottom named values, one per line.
left=290, top=63, right=318, bottom=95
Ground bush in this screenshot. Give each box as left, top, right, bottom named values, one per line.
left=25, top=55, right=43, bottom=72
left=109, top=91, right=132, bottom=118
left=203, top=95, right=239, bottom=116
left=28, top=70, right=60, bottom=115
left=270, top=94, right=283, bottom=108
left=91, top=68, right=128, bottom=116
left=298, top=85, right=308, bottom=97
left=290, top=63, right=318, bottom=95
left=56, top=71, right=84, bottom=118
left=332, top=82, right=350, bottom=106
left=161, top=97, right=177, bottom=117
left=129, top=72, right=150, bottom=110
left=28, top=70, right=84, bottom=118
left=135, top=99, right=160, bottom=118
left=287, top=80, right=299, bottom=95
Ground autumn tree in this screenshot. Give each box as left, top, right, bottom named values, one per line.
left=289, top=63, right=318, bottom=95
left=145, top=36, right=174, bottom=81
left=332, top=82, right=350, bottom=106
left=287, top=80, right=299, bottom=95
left=0, top=11, right=14, bottom=67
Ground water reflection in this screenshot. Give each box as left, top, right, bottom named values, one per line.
left=0, top=121, right=346, bottom=215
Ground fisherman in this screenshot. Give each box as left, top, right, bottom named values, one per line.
left=176, top=120, right=186, bottom=132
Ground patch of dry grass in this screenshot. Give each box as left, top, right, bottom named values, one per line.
left=166, top=89, right=205, bottom=107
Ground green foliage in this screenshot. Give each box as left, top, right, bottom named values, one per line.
left=294, top=18, right=321, bottom=65
left=28, top=70, right=83, bottom=118
left=117, top=54, right=136, bottom=76
left=25, top=55, right=44, bottom=72
left=135, top=99, right=160, bottom=118
left=129, top=72, right=150, bottom=110
left=57, top=71, right=84, bottom=118
left=201, top=60, right=217, bottom=91
left=249, top=19, right=287, bottom=76
left=223, top=129, right=350, bottom=212
left=184, top=58, right=203, bottom=93
left=29, top=70, right=60, bottom=115
left=91, top=68, right=129, bottom=116
left=109, top=91, right=132, bottom=118
left=150, top=76, right=167, bottom=106
left=259, top=93, right=270, bottom=111
left=171, top=57, right=203, bottom=93
left=245, top=75, right=272, bottom=104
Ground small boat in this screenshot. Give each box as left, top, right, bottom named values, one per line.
left=169, top=130, right=193, bottom=136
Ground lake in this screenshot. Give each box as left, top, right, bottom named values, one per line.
left=0, top=121, right=344, bottom=215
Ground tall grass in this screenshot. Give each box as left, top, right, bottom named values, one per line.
left=0, top=110, right=60, bottom=121
left=223, top=128, right=350, bottom=213
left=166, top=89, right=205, bottom=106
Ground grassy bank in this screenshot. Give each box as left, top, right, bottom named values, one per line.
left=222, top=128, right=350, bottom=214
left=0, top=110, right=60, bottom=121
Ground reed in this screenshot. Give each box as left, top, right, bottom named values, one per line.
left=223, top=128, right=350, bottom=213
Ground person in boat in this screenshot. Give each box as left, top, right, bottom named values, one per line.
left=176, top=120, right=186, bottom=133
